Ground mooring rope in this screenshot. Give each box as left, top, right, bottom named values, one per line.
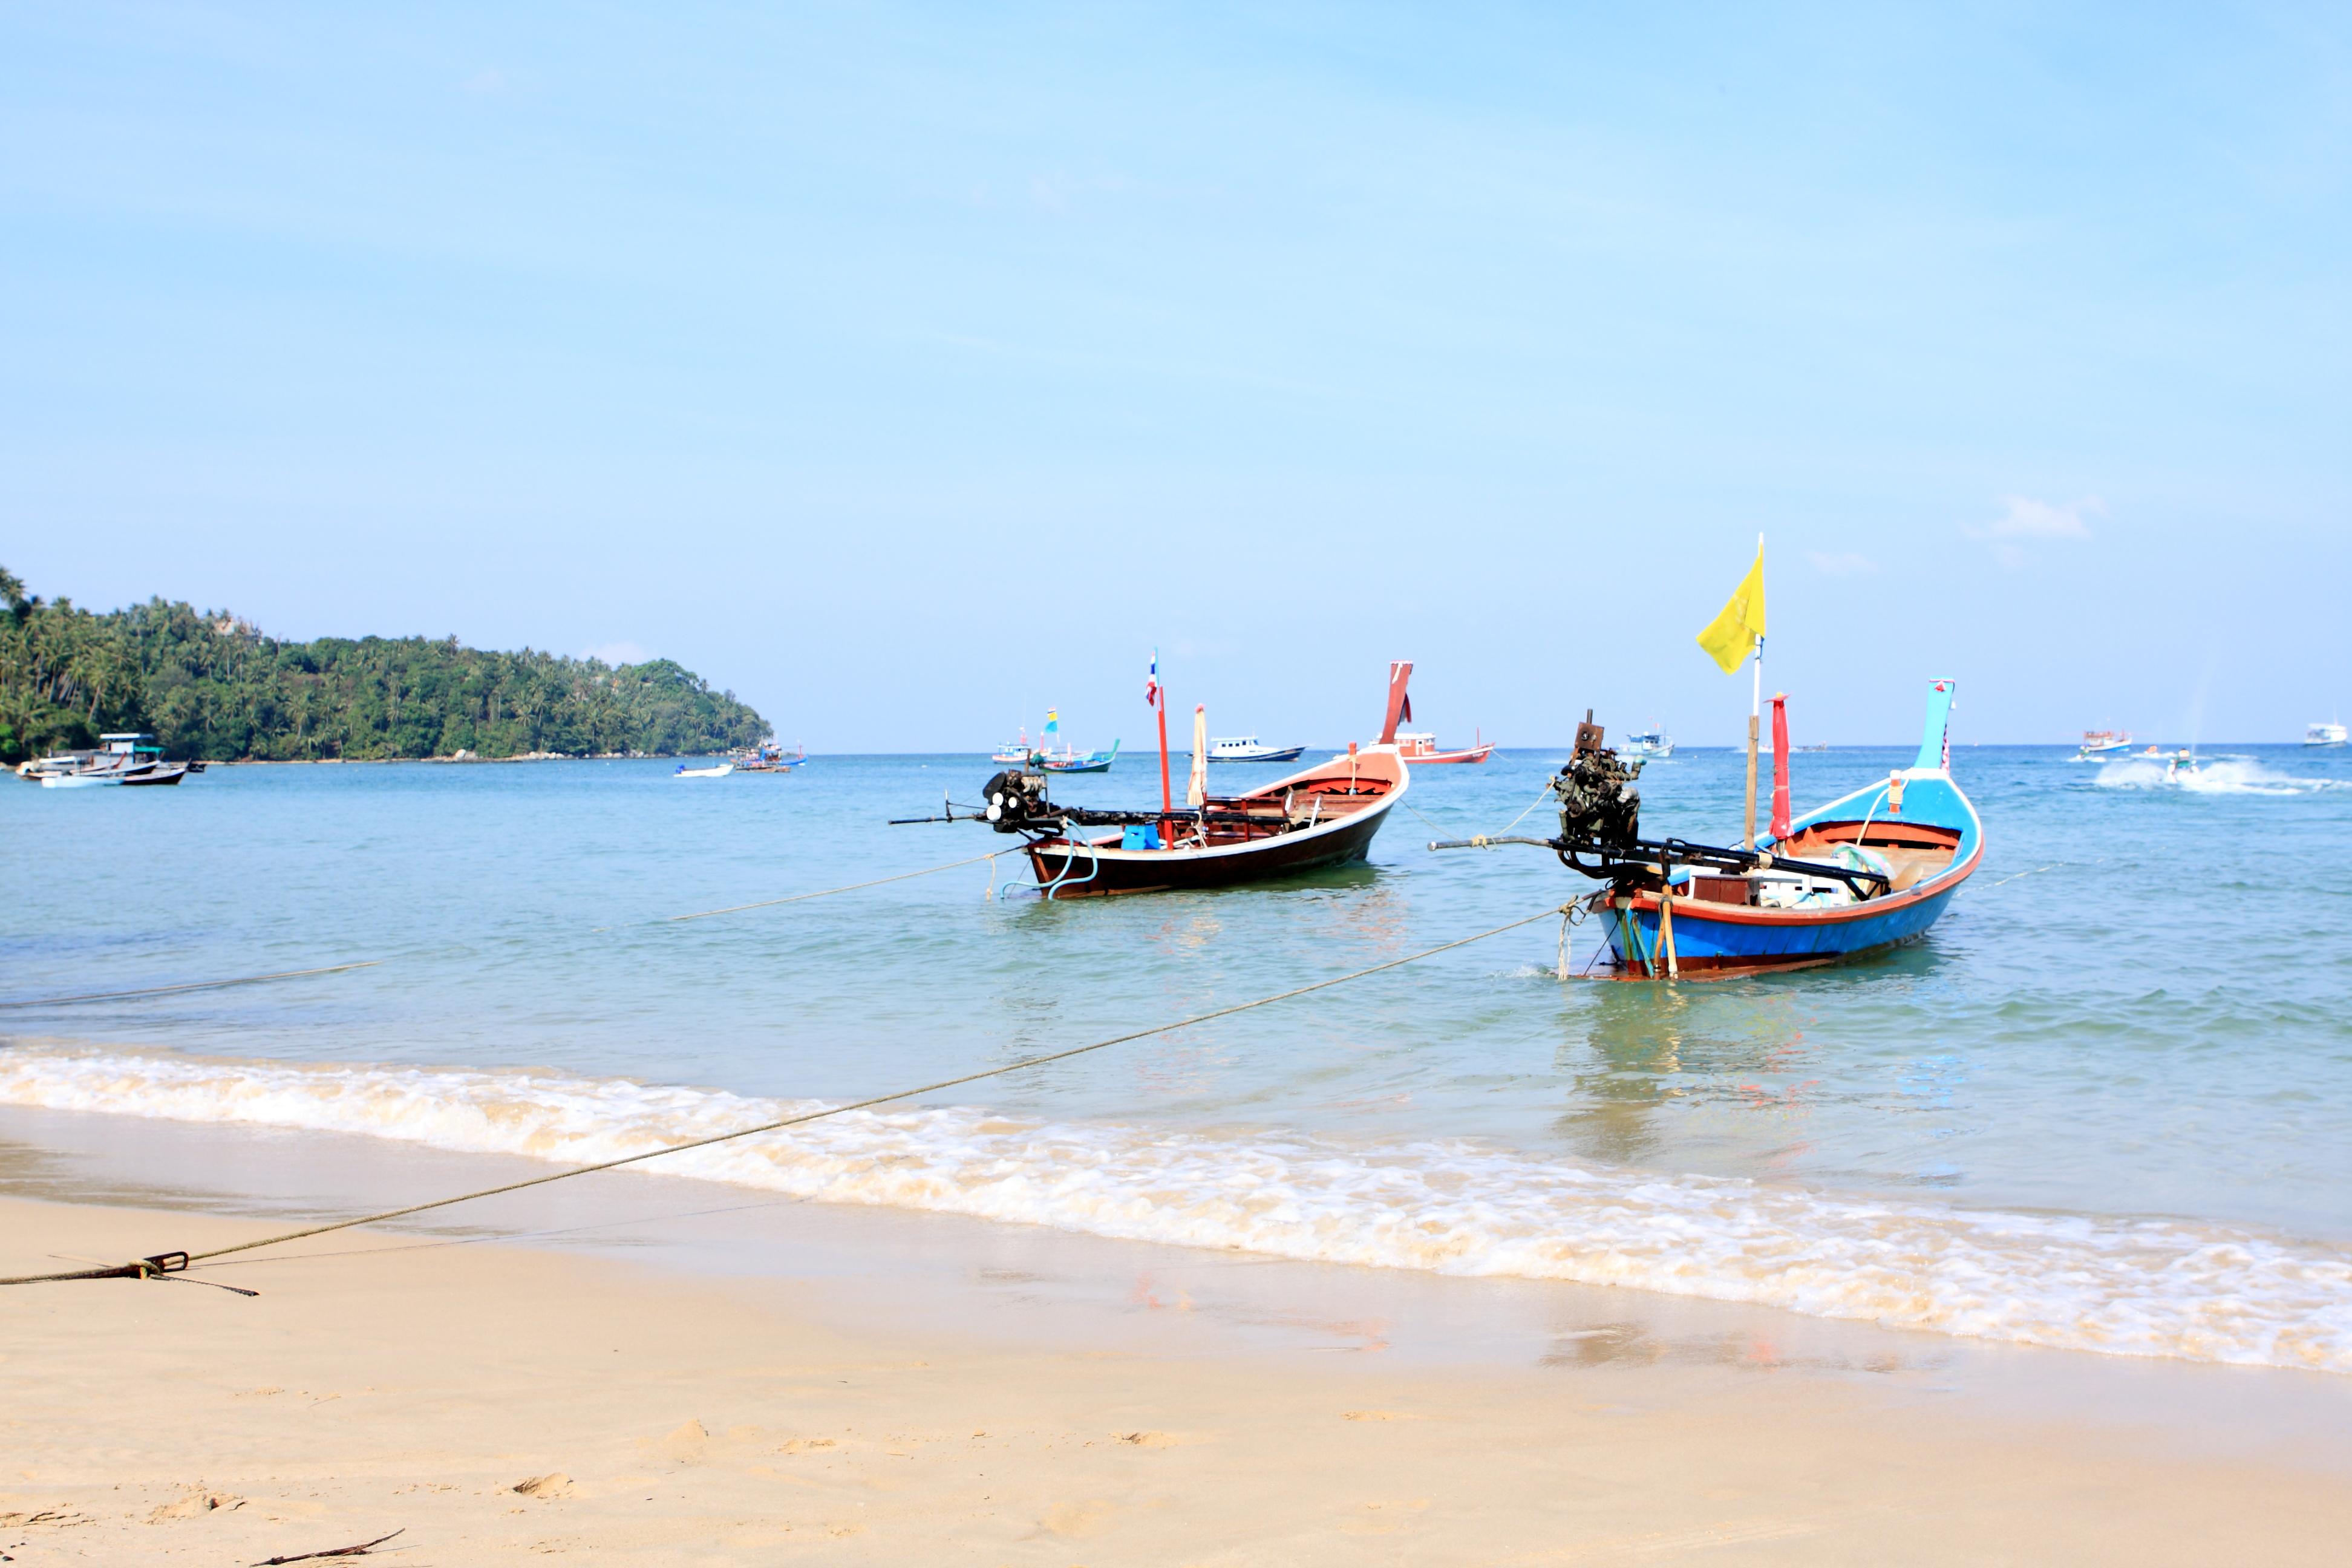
left=0, top=851, right=1027, bottom=1012
left=0, top=962, right=385, bottom=1012
left=662, top=848, right=1024, bottom=923
left=0, top=901, right=1569, bottom=1289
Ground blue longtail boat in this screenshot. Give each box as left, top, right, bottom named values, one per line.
left=1434, top=679, right=1980, bottom=979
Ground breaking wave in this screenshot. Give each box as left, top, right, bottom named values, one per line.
left=5, top=1044, right=2350, bottom=1374
left=2094, top=757, right=2340, bottom=795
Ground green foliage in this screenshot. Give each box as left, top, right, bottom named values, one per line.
left=0, top=568, right=767, bottom=763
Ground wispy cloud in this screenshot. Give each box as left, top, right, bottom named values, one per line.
left=1808, top=550, right=1878, bottom=577
left=583, top=641, right=650, bottom=667
left=1966, top=494, right=2102, bottom=569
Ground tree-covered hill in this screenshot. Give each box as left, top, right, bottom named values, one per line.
left=0, top=566, right=768, bottom=763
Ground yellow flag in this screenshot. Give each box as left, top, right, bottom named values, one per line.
left=1695, top=544, right=1766, bottom=673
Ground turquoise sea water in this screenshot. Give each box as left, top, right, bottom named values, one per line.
left=7, top=742, right=2351, bottom=1368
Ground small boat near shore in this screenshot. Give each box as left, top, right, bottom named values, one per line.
left=1436, top=682, right=1979, bottom=979
left=898, top=664, right=1416, bottom=897
left=673, top=761, right=734, bottom=779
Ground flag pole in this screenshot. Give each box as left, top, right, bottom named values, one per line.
left=1743, top=534, right=1763, bottom=850
left=1155, top=688, right=1174, bottom=825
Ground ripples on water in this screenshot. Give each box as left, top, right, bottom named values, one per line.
left=5, top=743, right=2350, bottom=1365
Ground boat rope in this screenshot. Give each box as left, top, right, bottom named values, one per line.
left=1405, top=778, right=1557, bottom=856
left=0, top=962, right=385, bottom=1012
left=0, top=900, right=1572, bottom=1290
left=663, top=848, right=1024, bottom=923
left=1, top=853, right=1030, bottom=1011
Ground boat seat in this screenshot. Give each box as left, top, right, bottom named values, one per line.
left=1878, top=846, right=1953, bottom=893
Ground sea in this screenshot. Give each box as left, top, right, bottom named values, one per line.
left=6, top=742, right=2351, bottom=1374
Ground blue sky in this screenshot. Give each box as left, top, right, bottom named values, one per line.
left=4, top=2, right=2346, bottom=747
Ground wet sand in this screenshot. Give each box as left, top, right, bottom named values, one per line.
left=5, top=1161, right=2351, bottom=1564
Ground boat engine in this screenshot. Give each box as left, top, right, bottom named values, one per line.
left=1551, top=710, right=1643, bottom=863
left=980, top=767, right=1051, bottom=832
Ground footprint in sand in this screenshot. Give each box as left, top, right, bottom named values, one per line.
left=1342, top=1410, right=1420, bottom=1422
left=149, top=1491, right=243, bottom=1521
left=1116, top=1431, right=1180, bottom=1448
left=1039, top=1500, right=1117, bottom=1539
left=658, top=1419, right=710, bottom=1463
left=512, top=1474, right=576, bottom=1500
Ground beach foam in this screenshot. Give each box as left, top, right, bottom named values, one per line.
left=6, top=1044, right=2350, bottom=1374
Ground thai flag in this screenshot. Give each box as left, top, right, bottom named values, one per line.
left=1144, top=649, right=1160, bottom=709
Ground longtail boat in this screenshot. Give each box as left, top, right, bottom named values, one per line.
left=1435, top=681, right=1980, bottom=979
left=897, top=664, right=1417, bottom=898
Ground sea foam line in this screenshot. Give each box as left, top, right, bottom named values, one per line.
left=4, top=1044, right=2350, bottom=1374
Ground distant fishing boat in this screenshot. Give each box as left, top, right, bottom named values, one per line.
left=1623, top=725, right=1673, bottom=759
left=1396, top=730, right=1494, bottom=765
left=895, top=663, right=1414, bottom=897
left=673, top=761, right=734, bottom=779
left=1207, top=736, right=1306, bottom=763
left=22, top=733, right=198, bottom=788
left=735, top=740, right=805, bottom=773
left=2077, top=729, right=2133, bottom=759
left=990, top=728, right=1034, bottom=765
left=2308, top=720, right=2348, bottom=747
left=1040, top=738, right=1120, bottom=773
left=1015, top=708, right=1118, bottom=772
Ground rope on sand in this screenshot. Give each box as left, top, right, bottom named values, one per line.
left=0, top=901, right=1571, bottom=1290
left=0, top=962, right=385, bottom=1011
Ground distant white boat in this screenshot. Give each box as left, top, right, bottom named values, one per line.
left=673, top=762, right=734, bottom=778
left=2307, top=720, right=2348, bottom=747
left=1624, top=726, right=1673, bottom=758
left=1206, top=735, right=1305, bottom=763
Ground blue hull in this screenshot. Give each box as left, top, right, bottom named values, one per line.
left=1599, top=678, right=1981, bottom=979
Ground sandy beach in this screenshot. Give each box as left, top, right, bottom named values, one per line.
left=7, top=1188, right=2350, bottom=1566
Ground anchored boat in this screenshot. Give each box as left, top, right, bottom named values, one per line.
left=897, top=664, right=1416, bottom=897
left=1206, top=736, right=1307, bottom=763
left=21, top=733, right=201, bottom=788
left=1436, top=682, right=1978, bottom=978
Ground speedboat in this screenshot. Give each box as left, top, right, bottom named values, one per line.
left=1207, top=736, right=1307, bottom=763
left=673, top=761, right=734, bottom=779
left=2076, top=729, right=2133, bottom=759
left=2308, top=720, right=2348, bottom=747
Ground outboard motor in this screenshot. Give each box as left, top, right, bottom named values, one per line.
left=1552, top=710, right=1643, bottom=862
left=980, top=767, right=1051, bottom=832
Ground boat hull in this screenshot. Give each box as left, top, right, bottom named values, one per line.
left=1026, top=802, right=1388, bottom=895
left=1599, top=870, right=1973, bottom=979
left=1022, top=745, right=1406, bottom=897
left=1402, top=745, right=1494, bottom=765
left=1208, top=746, right=1305, bottom=763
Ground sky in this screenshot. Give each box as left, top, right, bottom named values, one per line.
left=3, top=2, right=2347, bottom=748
